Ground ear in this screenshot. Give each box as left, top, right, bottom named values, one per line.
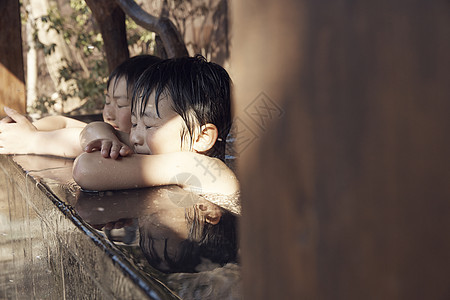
left=192, top=123, right=219, bottom=153
left=196, top=201, right=222, bottom=225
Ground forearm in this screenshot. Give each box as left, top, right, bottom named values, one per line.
left=73, top=152, right=164, bottom=191
left=26, top=128, right=84, bottom=158
left=72, top=151, right=239, bottom=194
left=33, top=116, right=86, bottom=131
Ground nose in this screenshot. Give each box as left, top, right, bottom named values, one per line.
left=103, top=104, right=115, bottom=121
left=130, top=125, right=144, bottom=146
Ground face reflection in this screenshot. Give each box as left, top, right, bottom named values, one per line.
left=102, top=76, right=132, bottom=133
left=139, top=194, right=225, bottom=273
left=139, top=192, right=190, bottom=272
left=130, top=91, right=190, bottom=155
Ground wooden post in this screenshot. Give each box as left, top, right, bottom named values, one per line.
left=0, top=0, right=26, bottom=116
left=232, top=0, right=450, bottom=299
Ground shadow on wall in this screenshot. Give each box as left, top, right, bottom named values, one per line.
left=232, top=0, right=450, bottom=299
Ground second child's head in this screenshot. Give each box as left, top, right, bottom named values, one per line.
left=103, top=55, right=161, bottom=133
left=131, top=55, right=232, bottom=160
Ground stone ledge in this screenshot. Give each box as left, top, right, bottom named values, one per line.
left=0, top=154, right=179, bottom=299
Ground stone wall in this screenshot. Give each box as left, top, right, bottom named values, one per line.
left=0, top=155, right=178, bottom=299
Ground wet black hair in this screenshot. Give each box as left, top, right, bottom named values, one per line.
left=185, top=206, right=238, bottom=264
left=107, top=55, right=162, bottom=97
left=139, top=206, right=238, bottom=273
left=131, top=55, right=232, bottom=160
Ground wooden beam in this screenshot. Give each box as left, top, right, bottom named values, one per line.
left=232, top=0, right=450, bottom=299
left=0, top=0, right=25, bottom=115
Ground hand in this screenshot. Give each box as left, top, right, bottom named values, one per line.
left=80, top=122, right=132, bottom=159
left=89, top=218, right=134, bottom=230
left=1, top=108, right=33, bottom=124
left=84, top=138, right=132, bottom=159
left=104, top=218, right=135, bottom=230
left=0, top=116, right=14, bottom=124
left=0, top=107, right=38, bottom=154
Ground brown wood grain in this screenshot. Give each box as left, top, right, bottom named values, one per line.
left=0, top=0, right=26, bottom=115
left=232, top=0, right=450, bottom=299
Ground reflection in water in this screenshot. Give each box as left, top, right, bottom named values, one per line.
left=103, top=218, right=138, bottom=245
left=75, top=186, right=240, bottom=298
left=139, top=200, right=237, bottom=273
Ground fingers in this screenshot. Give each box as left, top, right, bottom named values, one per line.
left=119, top=145, right=132, bottom=157
left=109, top=143, right=122, bottom=160
left=100, top=140, right=113, bottom=158
left=84, top=139, right=132, bottom=159
left=3, top=107, right=31, bottom=126
left=109, top=144, right=132, bottom=159
left=114, top=220, right=125, bottom=229
left=123, top=218, right=134, bottom=226
left=104, top=219, right=132, bottom=230
left=0, top=116, right=14, bottom=124
left=104, top=222, right=114, bottom=230
left=84, top=140, right=102, bottom=153
left=104, top=221, right=123, bottom=230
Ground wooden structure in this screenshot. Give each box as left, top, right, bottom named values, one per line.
left=0, top=0, right=25, bottom=115
left=232, top=0, right=450, bottom=299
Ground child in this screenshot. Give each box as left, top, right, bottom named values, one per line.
left=73, top=55, right=239, bottom=196
left=0, top=55, right=161, bottom=158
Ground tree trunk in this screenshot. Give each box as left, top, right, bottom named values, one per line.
left=115, top=0, right=188, bottom=58
left=28, top=0, right=76, bottom=113
left=85, top=0, right=130, bottom=73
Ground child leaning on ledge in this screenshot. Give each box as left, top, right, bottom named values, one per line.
left=72, top=55, right=239, bottom=196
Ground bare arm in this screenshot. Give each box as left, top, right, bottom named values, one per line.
left=2, top=113, right=87, bottom=130
left=32, top=115, right=86, bottom=131
left=72, top=151, right=239, bottom=195
left=0, top=126, right=84, bottom=157
left=0, top=107, right=83, bottom=158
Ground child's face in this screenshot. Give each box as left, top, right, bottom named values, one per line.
left=138, top=194, right=189, bottom=272
left=130, top=91, right=189, bottom=155
left=102, top=76, right=132, bottom=133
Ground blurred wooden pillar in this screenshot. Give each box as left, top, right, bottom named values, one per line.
left=232, top=0, right=450, bottom=299
left=0, top=0, right=26, bottom=116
